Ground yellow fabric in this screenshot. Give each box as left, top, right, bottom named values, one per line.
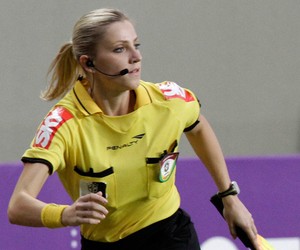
left=41, top=204, right=68, bottom=228
left=257, top=234, right=275, bottom=250
left=23, top=80, right=200, bottom=242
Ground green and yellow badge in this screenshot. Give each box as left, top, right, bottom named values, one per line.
left=159, top=152, right=179, bottom=182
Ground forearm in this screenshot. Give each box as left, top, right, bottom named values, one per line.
left=186, top=115, right=260, bottom=248
left=8, top=191, right=46, bottom=227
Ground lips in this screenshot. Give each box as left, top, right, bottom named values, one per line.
left=129, top=68, right=140, bottom=74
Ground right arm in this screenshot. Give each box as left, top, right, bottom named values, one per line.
left=8, top=162, right=50, bottom=226
left=8, top=162, right=108, bottom=227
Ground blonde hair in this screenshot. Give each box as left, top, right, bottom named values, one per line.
left=41, top=8, right=129, bottom=100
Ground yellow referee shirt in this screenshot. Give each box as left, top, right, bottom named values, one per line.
left=22, top=80, right=200, bottom=242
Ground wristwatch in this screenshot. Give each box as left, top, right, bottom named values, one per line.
left=217, top=181, right=240, bottom=198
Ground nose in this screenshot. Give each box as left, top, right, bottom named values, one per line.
left=130, top=48, right=142, bottom=64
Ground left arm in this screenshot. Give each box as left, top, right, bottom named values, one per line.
left=185, top=114, right=260, bottom=249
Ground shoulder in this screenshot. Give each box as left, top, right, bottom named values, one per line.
left=38, top=106, right=74, bottom=132
left=33, top=106, right=74, bottom=149
left=141, top=80, right=197, bottom=103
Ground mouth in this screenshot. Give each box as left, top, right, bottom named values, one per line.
left=129, top=68, right=140, bottom=74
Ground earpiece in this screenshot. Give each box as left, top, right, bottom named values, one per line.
left=86, top=60, right=94, bottom=68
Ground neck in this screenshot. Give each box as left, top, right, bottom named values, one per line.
left=92, top=90, right=136, bottom=116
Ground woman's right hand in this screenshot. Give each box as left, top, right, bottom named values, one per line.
left=62, top=192, right=109, bottom=226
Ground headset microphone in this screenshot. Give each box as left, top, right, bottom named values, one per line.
left=86, top=60, right=129, bottom=77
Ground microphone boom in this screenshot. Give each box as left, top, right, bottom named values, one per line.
left=94, top=67, right=129, bottom=77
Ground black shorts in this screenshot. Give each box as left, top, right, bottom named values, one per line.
left=81, top=208, right=201, bottom=250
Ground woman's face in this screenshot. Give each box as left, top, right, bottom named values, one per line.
left=93, top=20, right=142, bottom=90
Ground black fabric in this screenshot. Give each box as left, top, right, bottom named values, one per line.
left=146, top=140, right=178, bottom=164
left=81, top=208, right=201, bottom=250
left=21, top=157, right=53, bottom=175
left=183, top=120, right=200, bottom=132
left=74, top=166, right=114, bottom=178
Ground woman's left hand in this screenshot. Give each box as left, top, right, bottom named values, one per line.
left=223, top=196, right=261, bottom=250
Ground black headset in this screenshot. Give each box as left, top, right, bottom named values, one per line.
left=86, top=60, right=94, bottom=68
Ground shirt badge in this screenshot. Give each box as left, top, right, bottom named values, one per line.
left=33, top=106, right=73, bottom=149
left=159, top=152, right=179, bottom=182
left=158, top=81, right=195, bottom=102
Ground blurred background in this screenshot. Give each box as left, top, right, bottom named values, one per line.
left=1, top=0, right=300, bottom=162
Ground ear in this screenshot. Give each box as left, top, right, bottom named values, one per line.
left=79, top=55, right=94, bottom=73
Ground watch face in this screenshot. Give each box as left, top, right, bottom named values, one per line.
left=218, top=181, right=240, bottom=198
left=232, top=181, right=240, bottom=194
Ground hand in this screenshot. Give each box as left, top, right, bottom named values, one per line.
left=61, top=192, right=108, bottom=226
left=223, top=196, right=262, bottom=250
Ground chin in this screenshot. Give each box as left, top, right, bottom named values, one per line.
left=129, top=79, right=141, bottom=89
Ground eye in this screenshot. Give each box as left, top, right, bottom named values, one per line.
left=135, top=43, right=141, bottom=50
left=113, top=47, right=125, bottom=53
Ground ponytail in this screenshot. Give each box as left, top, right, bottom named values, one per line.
left=41, top=42, right=83, bottom=101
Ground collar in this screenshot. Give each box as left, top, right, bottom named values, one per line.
left=72, top=80, right=152, bottom=116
